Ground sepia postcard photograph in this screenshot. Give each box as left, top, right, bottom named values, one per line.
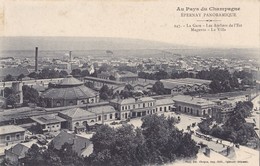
left=0, top=0, right=259, bottom=165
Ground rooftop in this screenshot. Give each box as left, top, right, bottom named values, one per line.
left=88, top=105, right=116, bottom=114
left=51, top=131, right=92, bottom=157
left=41, top=85, right=98, bottom=100
left=172, top=95, right=215, bottom=106
left=58, top=75, right=83, bottom=86
left=31, top=114, right=66, bottom=125
left=5, top=143, right=29, bottom=159
left=155, top=98, right=175, bottom=106
left=59, top=107, right=96, bottom=119
left=0, top=67, right=30, bottom=77
left=0, top=125, right=26, bottom=135
left=110, top=97, right=155, bottom=105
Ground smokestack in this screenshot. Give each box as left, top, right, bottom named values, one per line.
left=69, top=51, right=72, bottom=61
left=35, top=47, right=38, bottom=72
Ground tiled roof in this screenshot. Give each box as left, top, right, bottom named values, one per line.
left=51, top=131, right=92, bottom=157
left=59, top=108, right=96, bottom=119
left=88, top=105, right=116, bottom=114
left=0, top=125, right=26, bottom=135
left=172, top=95, right=215, bottom=106
left=41, top=85, right=98, bottom=100
left=6, top=143, right=29, bottom=159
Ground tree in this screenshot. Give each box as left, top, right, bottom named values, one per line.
left=6, top=94, right=19, bottom=107
left=81, top=70, right=90, bottom=77
left=141, top=114, right=198, bottom=164
left=59, top=70, right=68, bottom=78
left=71, top=69, right=81, bottom=77
left=109, top=75, right=116, bottom=80
left=124, top=84, right=134, bottom=91
left=209, top=79, right=221, bottom=93
left=22, top=85, right=39, bottom=104
left=3, top=87, right=14, bottom=98
left=22, top=144, right=45, bottom=165
left=28, top=72, right=38, bottom=79
left=58, top=143, right=85, bottom=166
left=4, top=74, right=15, bottom=81
left=17, top=74, right=25, bottom=81
left=21, top=144, right=62, bottom=166
left=152, top=81, right=166, bottom=95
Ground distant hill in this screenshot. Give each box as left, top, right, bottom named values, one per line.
left=0, top=37, right=258, bottom=61
left=0, top=37, right=185, bottom=51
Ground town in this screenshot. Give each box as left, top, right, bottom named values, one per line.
left=0, top=46, right=259, bottom=166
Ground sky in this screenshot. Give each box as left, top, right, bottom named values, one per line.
left=0, top=0, right=259, bottom=49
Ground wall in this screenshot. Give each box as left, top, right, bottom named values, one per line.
left=0, top=132, right=25, bottom=145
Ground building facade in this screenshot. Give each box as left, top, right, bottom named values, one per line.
left=0, top=125, right=26, bottom=145
left=41, top=75, right=100, bottom=108
left=110, top=97, right=156, bottom=120
left=172, top=95, right=216, bottom=117
left=30, top=114, right=66, bottom=133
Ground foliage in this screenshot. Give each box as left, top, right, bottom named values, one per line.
left=152, top=81, right=167, bottom=95
left=3, top=87, right=14, bottom=98
left=17, top=74, right=25, bottom=81
left=21, top=143, right=84, bottom=166
left=99, top=85, right=113, bottom=100
left=22, top=85, right=39, bottom=105
left=109, top=75, right=116, bottom=80
left=89, top=115, right=198, bottom=166
left=4, top=74, right=15, bottom=81
left=198, top=102, right=256, bottom=145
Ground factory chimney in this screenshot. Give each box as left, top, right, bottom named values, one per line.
left=35, top=47, right=38, bottom=72
left=69, top=51, right=72, bottom=61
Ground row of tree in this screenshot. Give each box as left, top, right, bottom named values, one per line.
left=16, top=114, right=199, bottom=166
left=198, top=101, right=256, bottom=145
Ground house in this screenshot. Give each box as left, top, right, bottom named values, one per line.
left=172, top=95, right=216, bottom=117
left=88, top=105, right=116, bottom=124
left=114, top=71, right=138, bottom=83
left=160, top=78, right=211, bottom=94
left=0, top=125, right=26, bottom=145
left=4, top=143, right=29, bottom=165
left=110, top=97, right=156, bottom=120
left=30, top=114, right=67, bottom=133
left=155, top=98, right=175, bottom=113
left=51, top=131, right=93, bottom=157
left=58, top=108, right=97, bottom=132
left=211, top=102, right=235, bottom=123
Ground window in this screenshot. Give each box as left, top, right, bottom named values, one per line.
left=75, top=122, right=79, bottom=126
left=52, top=126, right=55, bottom=128
left=138, top=104, right=140, bottom=108
left=104, top=115, right=107, bottom=120
left=110, top=114, right=113, bottom=119
left=143, top=103, right=145, bottom=108
left=56, top=125, right=59, bottom=127
left=122, top=106, right=124, bottom=110
left=15, top=134, right=20, bottom=140
left=128, top=105, right=130, bottom=110
left=168, top=106, right=171, bottom=110
left=133, top=105, right=135, bottom=109
left=56, top=101, right=61, bottom=106
left=160, top=107, right=162, bottom=111
left=69, top=101, right=74, bottom=106
left=5, top=135, right=11, bottom=141
left=98, top=116, right=101, bottom=121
